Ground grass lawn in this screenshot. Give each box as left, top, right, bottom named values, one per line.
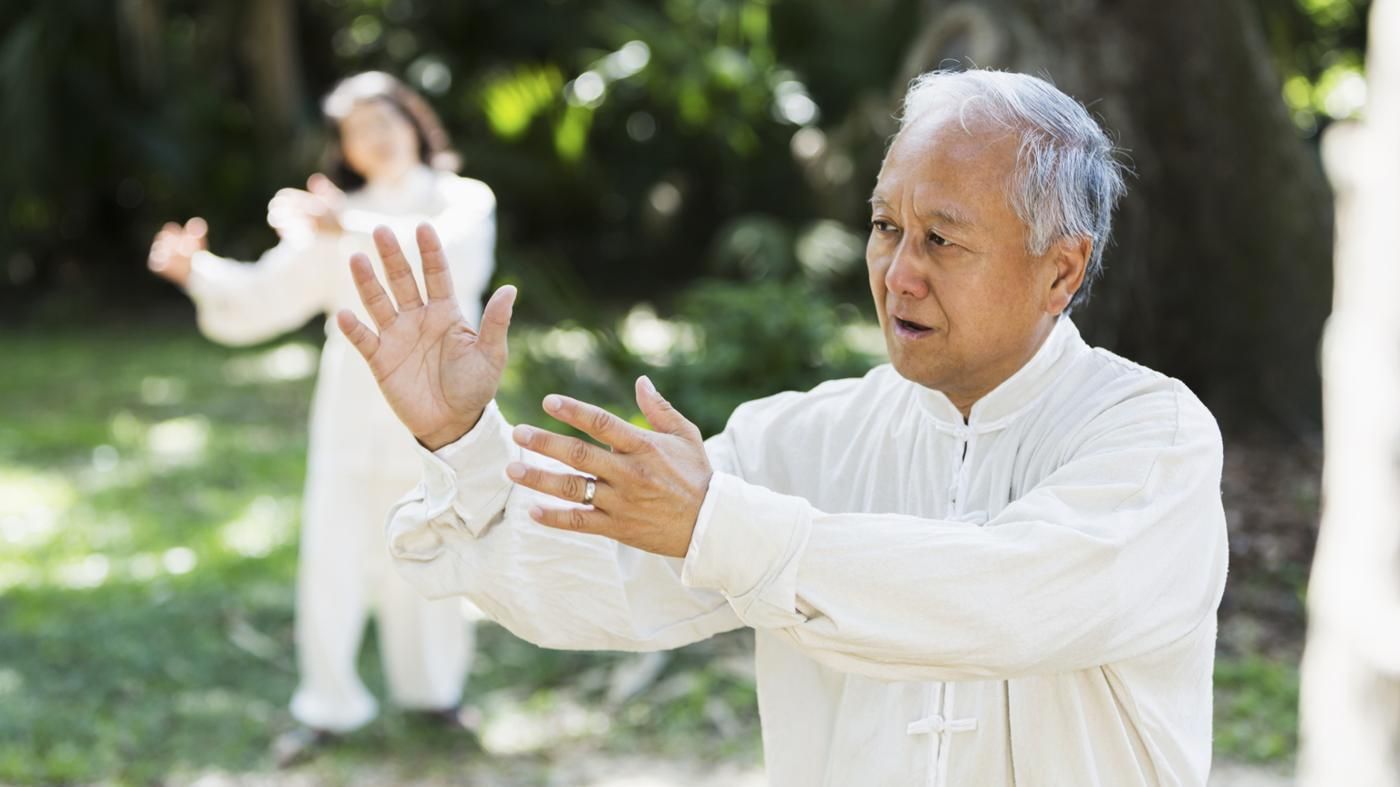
left=0, top=328, right=1303, bottom=784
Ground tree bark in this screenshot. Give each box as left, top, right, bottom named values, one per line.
left=243, top=0, right=304, bottom=139
left=1297, top=0, right=1400, bottom=781
left=117, top=0, right=163, bottom=97
left=895, top=0, right=1334, bottom=430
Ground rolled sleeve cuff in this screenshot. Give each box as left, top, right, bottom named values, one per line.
left=681, top=472, right=810, bottom=629
left=415, top=401, right=518, bottom=538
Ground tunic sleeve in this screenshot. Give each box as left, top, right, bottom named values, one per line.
left=185, top=235, right=336, bottom=347
left=381, top=400, right=745, bottom=652
left=680, top=383, right=1229, bottom=682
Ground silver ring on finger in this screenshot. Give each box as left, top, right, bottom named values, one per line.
left=582, top=477, right=597, bottom=506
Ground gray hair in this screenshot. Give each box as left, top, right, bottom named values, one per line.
left=896, top=69, right=1127, bottom=312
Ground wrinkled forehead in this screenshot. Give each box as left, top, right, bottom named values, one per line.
left=886, top=101, right=1020, bottom=174
left=873, top=106, right=1022, bottom=218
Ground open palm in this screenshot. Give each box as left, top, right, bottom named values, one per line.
left=337, top=224, right=516, bottom=450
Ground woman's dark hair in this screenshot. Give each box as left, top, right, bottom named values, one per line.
left=321, top=71, right=460, bottom=190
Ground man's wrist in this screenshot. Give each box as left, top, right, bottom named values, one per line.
left=417, top=410, right=485, bottom=452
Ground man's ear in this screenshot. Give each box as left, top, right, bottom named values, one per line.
left=1046, top=236, right=1092, bottom=316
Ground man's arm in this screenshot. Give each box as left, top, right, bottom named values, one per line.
left=384, top=396, right=744, bottom=652
left=516, top=381, right=1227, bottom=682
left=682, top=385, right=1228, bottom=682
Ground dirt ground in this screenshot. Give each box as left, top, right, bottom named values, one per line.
left=1217, top=435, right=1321, bottom=660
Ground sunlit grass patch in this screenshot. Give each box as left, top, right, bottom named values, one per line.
left=0, top=328, right=763, bottom=784
left=0, top=329, right=311, bottom=783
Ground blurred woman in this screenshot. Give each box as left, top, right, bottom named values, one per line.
left=148, top=72, right=495, bottom=763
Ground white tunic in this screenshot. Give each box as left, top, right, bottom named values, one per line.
left=186, top=165, right=496, bottom=730
left=387, top=316, right=1229, bottom=786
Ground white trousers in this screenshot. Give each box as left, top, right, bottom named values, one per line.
left=288, top=461, right=471, bottom=732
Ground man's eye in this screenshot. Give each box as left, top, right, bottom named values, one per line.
left=928, top=230, right=950, bottom=247
left=870, top=219, right=897, bottom=233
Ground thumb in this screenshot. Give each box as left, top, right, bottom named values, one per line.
left=184, top=217, right=209, bottom=252
left=635, top=376, right=700, bottom=440
left=476, top=284, right=517, bottom=364
left=307, top=173, right=343, bottom=203
left=337, top=309, right=381, bottom=362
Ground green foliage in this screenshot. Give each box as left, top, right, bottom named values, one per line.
left=1214, top=655, right=1301, bottom=763
left=1254, top=0, right=1371, bottom=133
left=0, top=0, right=920, bottom=321
left=498, top=208, right=881, bottom=437
left=642, top=278, right=876, bottom=433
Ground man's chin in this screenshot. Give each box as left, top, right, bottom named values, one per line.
left=887, top=352, right=951, bottom=391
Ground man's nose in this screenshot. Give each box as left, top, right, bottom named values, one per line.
left=884, top=239, right=929, bottom=299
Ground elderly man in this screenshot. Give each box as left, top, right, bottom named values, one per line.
left=336, top=69, right=1228, bottom=786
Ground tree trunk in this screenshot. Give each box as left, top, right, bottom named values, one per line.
left=1297, top=0, right=1400, bottom=782
left=243, top=0, right=304, bottom=139
left=895, top=0, right=1334, bottom=431
left=117, top=0, right=162, bottom=97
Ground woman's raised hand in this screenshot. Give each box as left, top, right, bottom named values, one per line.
left=147, top=217, right=208, bottom=288
left=267, top=174, right=345, bottom=239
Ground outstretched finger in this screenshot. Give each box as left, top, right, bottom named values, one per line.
left=635, top=376, right=702, bottom=441
left=372, top=226, right=425, bottom=311
left=307, top=172, right=340, bottom=200
left=336, top=309, right=380, bottom=360
left=511, top=423, right=620, bottom=478
left=349, top=253, right=397, bottom=330
left=542, top=395, right=648, bottom=453
left=505, top=461, right=612, bottom=509
left=416, top=223, right=455, bottom=302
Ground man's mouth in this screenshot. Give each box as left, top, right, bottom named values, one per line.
left=892, top=315, right=934, bottom=339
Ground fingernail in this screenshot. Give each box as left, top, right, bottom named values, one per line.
left=640, top=375, right=658, bottom=395
left=543, top=395, right=563, bottom=413
left=506, top=462, right=526, bottom=480
left=512, top=425, right=534, bottom=443
left=528, top=505, right=544, bottom=520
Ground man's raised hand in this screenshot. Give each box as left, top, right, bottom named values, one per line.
left=336, top=223, right=516, bottom=450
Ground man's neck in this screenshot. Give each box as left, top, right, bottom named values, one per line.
left=944, top=317, right=1060, bottom=420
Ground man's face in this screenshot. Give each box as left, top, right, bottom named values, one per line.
left=867, top=108, right=1078, bottom=411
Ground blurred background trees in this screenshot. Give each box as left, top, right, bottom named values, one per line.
left=0, top=0, right=1370, bottom=431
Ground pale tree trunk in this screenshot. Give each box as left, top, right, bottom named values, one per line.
left=1297, top=0, right=1400, bottom=782
left=879, top=0, right=1334, bottom=429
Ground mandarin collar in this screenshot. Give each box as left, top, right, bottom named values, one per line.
left=913, top=316, right=1085, bottom=434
